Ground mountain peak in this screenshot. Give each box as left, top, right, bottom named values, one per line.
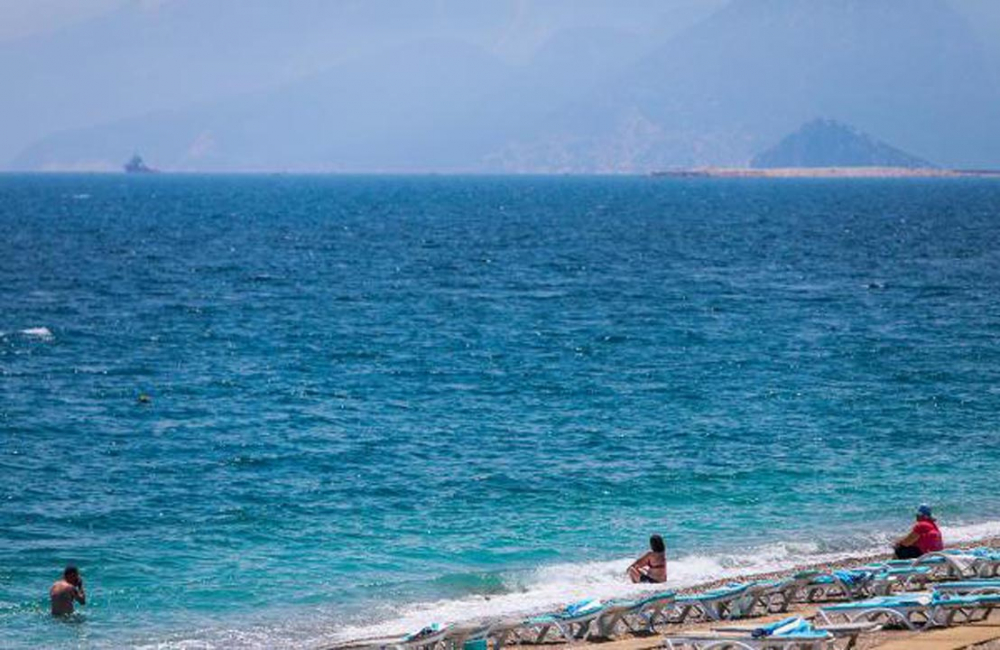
left=751, top=119, right=933, bottom=169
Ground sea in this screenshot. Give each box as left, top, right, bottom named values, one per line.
left=2, top=174, right=1000, bottom=649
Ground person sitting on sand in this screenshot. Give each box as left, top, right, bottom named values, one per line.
left=894, top=504, right=944, bottom=559
left=50, top=566, right=86, bottom=616
left=628, top=534, right=667, bottom=583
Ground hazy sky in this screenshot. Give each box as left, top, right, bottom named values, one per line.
left=3, top=0, right=999, bottom=172
left=0, top=0, right=125, bottom=41
left=0, top=0, right=699, bottom=53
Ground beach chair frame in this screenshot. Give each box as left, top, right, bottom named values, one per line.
left=801, top=575, right=871, bottom=603
left=711, top=622, right=877, bottom=650
left=524, top=606, right=606, bottom=644
left=662, top=631, right=833, bottom=650
left=754, top=578, right=813, bottom=613
left=934, top=579, right=1000, bottom=595
left=593, top=591, right=677, bottom=637
left=673, top=584, right=770, bottom=623
left=818, top=594, right=1000, bottom=631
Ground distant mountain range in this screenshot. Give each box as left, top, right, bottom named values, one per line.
left=6, top=0, right=1000, bottom=172
left=488, top=0, right=1000, bottom=172
left=751, top=119, right=932, bottom=169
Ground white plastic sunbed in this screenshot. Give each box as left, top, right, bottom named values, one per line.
left=818, top=592, right=1000, bottom=631
left=384, top=617, right=532, bottom=650
left=663, top=616, right=839, bottom=650
left=934, top=579, right=1000, bottom=595
left=711, top=620, right=879, bottom=650
left=801, top=565, right=930, bottom=603
left=479, top=617, right=535, bottom=650
left=522, top=598, right=606, bottom=644
left=946, top=548, right=1000, bottom=578
left=592, top=590, right=677, bottom=636
left=877, top=548, right=1000, bottom=580
left=481, top=618, right=534, bottom=650
left=672, top=583, right=765, bottom=622
left=757, top=576, right=820, bottom=611
left=800, top=570, right=876, bottom=602
left=870, top=566, right=931, bottom=594
left=385, top=623, right=467, bottom=650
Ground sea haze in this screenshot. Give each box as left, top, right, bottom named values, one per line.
left=6, top=0, right=1000, bottom=172
left=2, top=175, right=1000, bottom=648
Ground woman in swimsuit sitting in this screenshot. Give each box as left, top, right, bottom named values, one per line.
left=627, top=534, right=667, bottom=583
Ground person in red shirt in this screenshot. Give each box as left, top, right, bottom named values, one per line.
left=893, top=504, right=944, bottom=559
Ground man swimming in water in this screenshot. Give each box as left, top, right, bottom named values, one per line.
left=50, top=566, right=86, bottom=615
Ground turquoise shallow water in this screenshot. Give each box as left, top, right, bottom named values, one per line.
left=2, top=175, right=1000, bottom=648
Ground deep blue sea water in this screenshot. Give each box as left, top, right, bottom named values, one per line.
left=2, top=174, right=1000, bottom=648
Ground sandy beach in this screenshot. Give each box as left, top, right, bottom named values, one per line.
left=334, top=538, right=1000, bottom=650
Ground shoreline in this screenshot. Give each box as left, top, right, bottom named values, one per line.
left=4, top=167, right=1000, bottom=178
left=328, top=535, right=1000, bottom=649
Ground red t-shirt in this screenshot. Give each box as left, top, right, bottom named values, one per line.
left=912, top=519, right=943, bottom=554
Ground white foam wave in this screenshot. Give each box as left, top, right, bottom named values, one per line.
left=333, top=520, right=1000, bottom=644
left=333, top=543, right=856, bottom=643
left=124, top=519, right=1000, bottom=650
left=21, top=326, right=54, bottom=340
left=941, top=519, right=1000, bottom=544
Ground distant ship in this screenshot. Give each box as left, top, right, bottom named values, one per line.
left=123, top=154, right=157, bottom=174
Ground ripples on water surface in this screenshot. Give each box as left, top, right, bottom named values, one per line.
left=1, top=175, right=1000, bottom=647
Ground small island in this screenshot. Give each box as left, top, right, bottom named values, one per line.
left=654, top=119, right=1000, bottom=179
left=652, top=167, right=1000, bottom=179
left=123, top=154, right=157, bottom=174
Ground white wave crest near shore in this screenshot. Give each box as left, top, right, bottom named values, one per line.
left=942, top=519, right=1000, bottom=543
left=332, top=550, right=826, bottom=643
left=122, top=519, right=1000, bottom=650
left=21, top=326, right=54, bottom=340
left=332, top=519, right=1000, bottom=644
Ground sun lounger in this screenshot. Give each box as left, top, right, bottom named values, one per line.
left=802, top=565, right=930, bottom=602
left=438, top=622, right=495, bottom=650
left=875, top=548, right=1000, bottom=580
left=872, top=566, right=932, bottom=594
left=523, top=598, right=606, bottom=644
left=388, top=623, right=460, bottom=650
left=911, top=552, right=981, bottom=579
left=663, top=616, right=835, bottom=650
left=593, top=590, right=677, bottom=636
left=960, top=548, right=1000, bottom=578
left=817, top=592, right=1000, bottom=631
left=594, top=579, right=798, bottom=636
left=711, top=621, right=879, bottom=650
left=801, top=570, right=877, bottom=602
left=482, top=618, right=532, bottom=650
left=672, top=583, right=764, bottom=622
left=933, top=579, right=1000, bottom=595
left=751, top=577, right=814, bottom=613
left=387, top=617, right=531, bottom=650
left=483, top=618, right=526, bottom=650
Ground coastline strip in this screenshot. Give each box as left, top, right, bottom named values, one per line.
left=332, top=535, right=1000, bottom=650
left=651, top=166, right=1000, bottom=178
